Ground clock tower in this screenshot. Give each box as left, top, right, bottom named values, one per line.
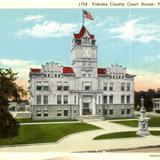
left=71, top=26, right=97, bottom=77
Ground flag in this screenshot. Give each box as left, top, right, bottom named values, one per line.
left=83, top=10, right=93, bottom=20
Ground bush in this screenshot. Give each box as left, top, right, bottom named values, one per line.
left=0, top=111, right=19, bottom=138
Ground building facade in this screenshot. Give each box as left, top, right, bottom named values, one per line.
left=29, top=26, right=135, bottom=120
left=152, top=98, right=160, bottom=113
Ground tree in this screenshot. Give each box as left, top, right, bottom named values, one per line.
left=134, top=89, right=160, bottom=112
left=0, top=68, right=27, bottom=138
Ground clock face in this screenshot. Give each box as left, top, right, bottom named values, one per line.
left=83, top=47, right=91, bottom=58
left=86, top=48, right=91, bottom=57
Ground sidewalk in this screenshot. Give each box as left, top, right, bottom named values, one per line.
left=0, top=120, right=160, bottom=152
left=20, top=121, right=80, bottom=125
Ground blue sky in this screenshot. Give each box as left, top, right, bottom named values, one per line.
left=0, top=9, right=160, bottom=90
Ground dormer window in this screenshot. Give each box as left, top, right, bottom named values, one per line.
left=75, top=39, right=81, bottom=45
left=92, top=40, right=95, bottom=46
left=83, top=36, right=90, bottom=44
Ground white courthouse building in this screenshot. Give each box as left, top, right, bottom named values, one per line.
left=29, top=26, right=135, bottom=120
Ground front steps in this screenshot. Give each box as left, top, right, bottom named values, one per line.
left=78, top=115, right=105, bottom=122
left=10, top=111, right=31, bottom=118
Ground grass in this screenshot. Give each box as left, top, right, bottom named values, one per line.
left=150, top=131, right=160, bottom=136
left=16, top=118, right=77, bottom=123
left=111, top=116, right=160, bottom=127
left=94, top=130, right=160, bottom=140
left=0, top=123, right=99, bottom=146
left=112, top=120, right=138, bottom=127
left=148, top=117, right=160, bottom=127
left=94, top=131, right=140, bottom=140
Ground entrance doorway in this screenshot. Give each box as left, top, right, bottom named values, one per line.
left=82, top=103, right=91, bottom=115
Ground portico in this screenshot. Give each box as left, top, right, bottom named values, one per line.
left=79, top=94, right=96, bottom=116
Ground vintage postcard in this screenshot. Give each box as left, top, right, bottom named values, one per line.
left=0, top=0, right=160, bottom=160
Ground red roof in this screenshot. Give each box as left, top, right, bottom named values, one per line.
left=31, top=68, right=41, bottom=73
left=63, top=67, right=74, bottom=75
left=74, top=26, right=94, bottom=39
left=97, top=68, right=106, bottom=75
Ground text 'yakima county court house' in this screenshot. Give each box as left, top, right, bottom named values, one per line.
left=29, top=25, right=136, bottom=120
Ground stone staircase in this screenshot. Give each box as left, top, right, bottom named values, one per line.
left=10, top=111, right=31, bottom=119
left=78, top=115, right=105, bottom=122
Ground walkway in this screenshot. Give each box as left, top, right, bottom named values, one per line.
left=20, top=121, right=80, bottom=125
left=0, top=120, right=160, bottom=152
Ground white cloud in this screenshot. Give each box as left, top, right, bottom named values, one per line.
left=108, top=17, right=160, bottom=43
left=0, top=59, right=33, bottom=67
left=17, top=21, right=78, bottom=38
left=0, top=59, right=40, bottom=80
left=23, top=15, right=44, bottom=22
left=144, top=54, right=160, bottom=62
left=96, top=16, right=117, bottom=27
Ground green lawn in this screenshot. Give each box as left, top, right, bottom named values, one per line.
left=111, top=117, right=160, bottom=127
left=0, top=123, right=99, bottom=146
left=94, top=130, right=160, bottom=140
left=150, top=131, right=160, bottom=136
left=16, top=118, right=77, bottom=123
left=94, top=131, right=140, bottom=140
left=112, top=120, right=138, bottom=127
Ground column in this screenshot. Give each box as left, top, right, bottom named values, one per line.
left=79, top=96, right=82, bottom=116
left=92, top=96, right=96, bottom=115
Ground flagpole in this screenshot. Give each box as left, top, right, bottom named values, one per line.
left=82, top=10, right=84, bottom=26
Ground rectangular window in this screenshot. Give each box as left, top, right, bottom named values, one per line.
left=36, top=81, right=42, bottom=91
left=92, top=40, right=95, bottom=46
left=121, top=95, right=125, bottom=104
left=74, top=95, right=77, bottom=104
left=109, top=95, right=113, bottom=104
left=121, top=109, right=125, bottom=114
left=64, top=110, right=68, bottom=116
left=36, top=109, right=41, bottom=117
left=103, top=82, right=108, bottom=90
left=99, top=95, right=101, bottom=104
left=57, top=109, right=62, bottom=116
left=127, top=108, right=131, bottom=114
left=85, top=86, right=90, bottom=90
left=43, top=95, right=48, bottom=105
left=109, top=83, right=113, bottom=91
left=43, top=86, right=49, bottom=91
left=64, top=86, right=69, bottom=91
left=37, top=85, right=42, bottom=91
left=103, top=95, right=107, bottom=104
left=57, top=86, right=62, bottom=91
left=63, top=95, right=68, bottom=104
left=43, top=81, right=49, bottom=91
left=109, top=109, right=113, bottom=115
left=112, top=73, right=115, bottom=79
left=37, top=95, right=41, bottom=105
left=44, top=109, right=48, bottom=117
left=121, top=83, right=125, bottom=91
left=44, top=113, right=48, bottom=117
left=127, top=83, right=130, bottom=91
left=104, top=109, right=108, bottom=115
left=57, top=95, right=62, bottom=104
left=127, top=95, right=130, bottom=104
